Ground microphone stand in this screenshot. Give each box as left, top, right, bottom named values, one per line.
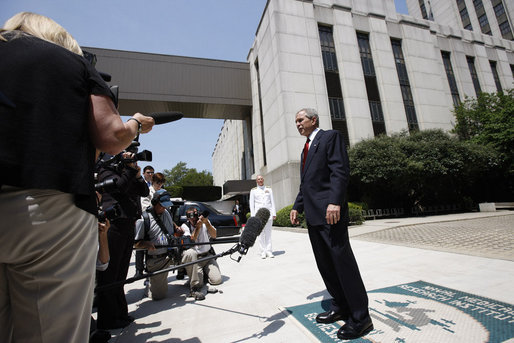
left=132, top=236, right=241, bottom=251
left=96, top=243, right=246, bottom=292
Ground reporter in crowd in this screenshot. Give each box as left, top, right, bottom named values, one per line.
left=137, top=168, right=160, bottom=277
left=140, top=172, right=166, bottom=211
left=180, top=207, right=222, bottom=300
left=95, top=151, right=149, bottom=329
left=0, top=12, right=154, bottom=343
left=142, top=165, right=155, bottom=187
left=134, top=190, right=177, bottom=300
left=90, top=219, right=112, bottom=343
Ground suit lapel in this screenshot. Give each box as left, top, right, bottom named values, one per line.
left=301, top=130, right=323, bottom=178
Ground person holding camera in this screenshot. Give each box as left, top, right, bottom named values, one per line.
left=0, top=12, right=154, bottom=343
left=95, top=151, right=150, bottom=329
left=140, top=172, right=166, bottom=211
left=134, top=190, right=177, bottom=300
left=180, top=207, right=222, bottom=300
left=138, top=170, right=164, bottom=277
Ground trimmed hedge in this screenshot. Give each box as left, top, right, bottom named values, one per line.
left=273, top=203, right=364, bottom=228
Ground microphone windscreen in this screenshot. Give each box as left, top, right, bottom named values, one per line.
left=148, top=112, right=184, bottom=125
left=255, top=208, right=270, bottom=227
left=239, top=216, right=263, bottom=248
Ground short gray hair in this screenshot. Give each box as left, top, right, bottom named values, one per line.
left=296, top=108, right=319, bottom=127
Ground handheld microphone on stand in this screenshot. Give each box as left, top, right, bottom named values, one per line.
left=236, top=207, right=270, bottom=256
left=148, top=112, right=183, bottom=125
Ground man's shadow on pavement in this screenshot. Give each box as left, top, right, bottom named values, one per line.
left=119, top=274, right=231, bottom=342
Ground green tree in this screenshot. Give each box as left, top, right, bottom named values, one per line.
left=162, top=161, right=213, bottom=197
left=452, top=89, right=514, bottom=173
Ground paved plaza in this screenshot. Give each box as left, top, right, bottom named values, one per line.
left=354, top=214, right=514, bottom=261
left=103, top=211, right=514, bottom=342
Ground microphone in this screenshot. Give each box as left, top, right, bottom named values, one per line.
left=148, top=112, right=183, bottom=125
left=237, top=208, right=270, bottom=255
left=255, top=207, right=271, bottom=226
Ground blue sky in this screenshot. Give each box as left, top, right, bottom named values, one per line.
left=1, top=0, right=408, bottom=174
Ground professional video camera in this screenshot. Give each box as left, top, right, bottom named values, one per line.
left=186, top=210, right=210, bottom=220
left=93, top=143, right=152, bottom=184
left=97, top=204, right=121, bottom=223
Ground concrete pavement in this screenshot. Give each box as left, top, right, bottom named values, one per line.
left=102, top=210, right=514, bottom=342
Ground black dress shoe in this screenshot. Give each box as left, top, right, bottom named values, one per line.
left=90, top=329, right=111, bottom=343
left=123, top=315, right=135, bottom=323
left=315, top=310, right=347, bottom=324
left=98, top=318, right=132, bottom=330
left=337, top=319, right=373, bottom=340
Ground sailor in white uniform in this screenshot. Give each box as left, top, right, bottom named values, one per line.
left=249, top=175, right=276, bottom=258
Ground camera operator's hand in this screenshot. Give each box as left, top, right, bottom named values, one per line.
left=198, top=215, right=209, bottom=225
left=98, top=218, right=110, bottom=235
left=98, top=219, right=110, bottom=265
left=136, top=241, right=156, bottom=251
left=174, top=223, right=185, bottom=235
left=131, top=113, right=155, bottom=133
left=121, top=152, right=138, bottom=169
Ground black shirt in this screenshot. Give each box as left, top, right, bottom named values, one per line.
left=0, top=32, right=114, bottom=214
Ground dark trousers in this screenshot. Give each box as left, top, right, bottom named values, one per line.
left=96, top=218, right=135, bottom=328
left=135, top=250, right=145, bottom=274
left=307, top=221, right=370, bottom=324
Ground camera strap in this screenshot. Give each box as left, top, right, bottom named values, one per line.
left=150, top=208, right=174, bottom=245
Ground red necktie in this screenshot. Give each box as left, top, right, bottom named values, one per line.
left=302, top=138, right=310, bottom=171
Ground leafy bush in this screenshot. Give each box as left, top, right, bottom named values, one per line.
left=348, top=202, right=364, bottom=225
left=274, top=204, right=305, bottom=228
left=348, top=129, right=503, bottom=211
left=273, top=203, right=363, bottom=228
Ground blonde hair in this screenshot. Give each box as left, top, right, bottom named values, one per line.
left=0, top=12, right=82, bottom=55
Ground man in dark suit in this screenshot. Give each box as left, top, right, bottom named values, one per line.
left=290, top=108, right=373, bottom=340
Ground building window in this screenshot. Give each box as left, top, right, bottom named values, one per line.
left=467, top=56, right=482, bottom=97
left=473, top=0, right=483, bottom=10
left=254, top=60, right=267, bottom=167
left=498, top=19, right=513, bottom=40
left=391, top=39, right=419, bottom=132
left=499, top=21, right=511, bottom=35
left=319, top=25, right=338, bottom=72
left=458, top=5, right=473, bottom=31
left=357, top=32, right=386, bottom=136
left=478, top=14, right=489, bottom=27
left=441, top=51, right=461, bottom=107
left=318, top=25, right=350, bottom=146
left=473, top=0, right=491, bottom=35
left=490, top=61, right=503, bottom=92
left=494, top=3, right=505, bottom=17
left=511, top=64, right=514, bottom=79
left=419, top=0, right=428, bottom=20
left=460, top=8, right=469, bottom=22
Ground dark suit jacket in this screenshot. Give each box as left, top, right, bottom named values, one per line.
left=293, top=129, right=350, bottom=226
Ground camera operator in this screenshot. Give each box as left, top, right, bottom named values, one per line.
left=180, top=207, right=222, bottom=300
left=0, top=12, right=154, bottom=343
left=136, top=167, right=157, bottom=278
left=134, top=190, right=177, bottom=300
left=95, top=151, right=149, bottom=330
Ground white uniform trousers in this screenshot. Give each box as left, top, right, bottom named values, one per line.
left=258, top=217, right=273, bottom=255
